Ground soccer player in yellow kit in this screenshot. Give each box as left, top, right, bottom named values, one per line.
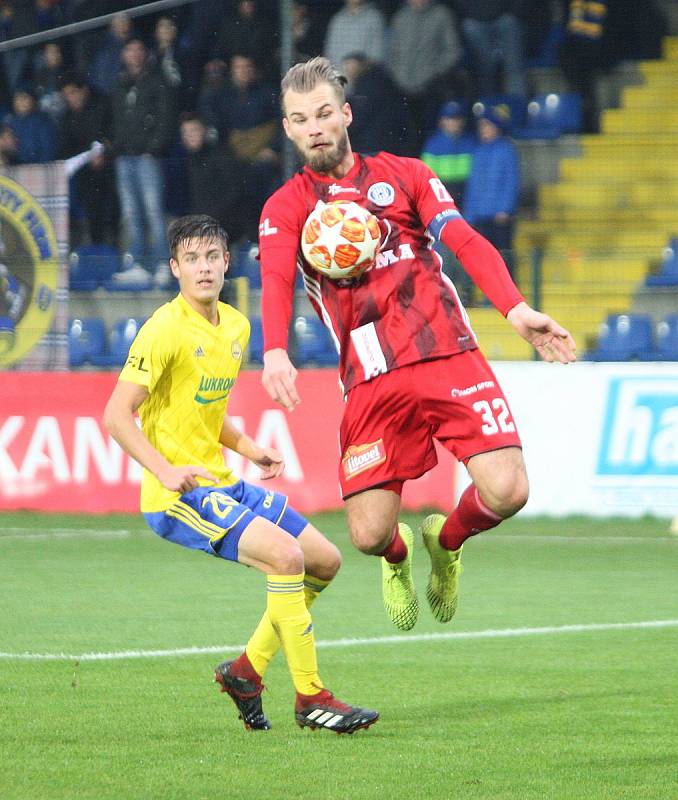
left=104, top=214, right=378, bottom=733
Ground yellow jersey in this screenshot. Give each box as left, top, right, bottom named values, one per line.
left=118, top=293, right=250, bottom=512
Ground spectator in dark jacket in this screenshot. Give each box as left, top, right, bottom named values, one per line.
left=342, top=52, right=410, bottom=156
left=179, top=112, right=246, bottom=244
left=5, top=86, right=56, bottom=163
left=59, top=76, right=118, bottom=246
left=110, top=38, right=176, bottom=288
left=88, top=12, right=133, bottom=96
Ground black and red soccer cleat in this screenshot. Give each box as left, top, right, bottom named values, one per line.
left=214, top=660, right=272, bottom=731
left=295, top=687, right=379, bottom=734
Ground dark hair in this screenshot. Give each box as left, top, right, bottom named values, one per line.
left=168, top=215, right=229, bottom=259
left=179, top=110, right=206, bottom=127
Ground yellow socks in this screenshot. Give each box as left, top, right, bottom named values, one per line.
left=249, top=573, right=323, bottom=695
left=245, top=575, right=329, bottom=678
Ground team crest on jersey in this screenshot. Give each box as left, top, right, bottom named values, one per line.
left=342, top=439, right=387, bottom=479
left=231, top=340, right=242, bottom=360
left=367, top=182, right=395, bottom=207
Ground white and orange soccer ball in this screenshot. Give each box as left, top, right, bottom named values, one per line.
left=301, top=201, right=381, bottom=280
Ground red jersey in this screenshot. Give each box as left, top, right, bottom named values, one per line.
left=259, top=152, right=523, bottom=392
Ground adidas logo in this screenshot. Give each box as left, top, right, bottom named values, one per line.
left=194, top=346, right=205, bottom=357
left=302, top=623, right=314, bottom=635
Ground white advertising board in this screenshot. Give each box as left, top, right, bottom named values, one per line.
left=456, top=362, right=678, bottom=517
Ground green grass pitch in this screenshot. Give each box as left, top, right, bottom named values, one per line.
left=1, top=511, right=677, bottom=800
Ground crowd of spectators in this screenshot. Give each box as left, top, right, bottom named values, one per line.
left=0, top=0, right=668, bottom=285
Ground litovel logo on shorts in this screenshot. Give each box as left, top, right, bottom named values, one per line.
left=342, top=439, right=387, bottom=479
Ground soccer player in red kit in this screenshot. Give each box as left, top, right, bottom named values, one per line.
left=259, top=57, right=576, bottom=631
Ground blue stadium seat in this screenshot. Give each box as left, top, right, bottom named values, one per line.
left=68, top=318, right=107, bottom=367
left=294, top=316, right=338, bottom=366
left=513, top=93, right=583, bottom=139
left=646, top=240, right=678, bottom=286
left=248, top=317, right=264, bottom=364
left=472, top=94, right=527, bottom=130
left=232, top=240, right=261, bottom=289
left=654, top=314, right=678, bottom=360
left=588, top=313, right=655, bottom=361
left=95, top=317, right=145, bottom=367
left=69, top=244, right=121, bottom=291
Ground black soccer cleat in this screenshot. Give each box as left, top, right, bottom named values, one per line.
left=295, top=688, right=379, bottom=734
left=214, top=660, right=272, bottom=731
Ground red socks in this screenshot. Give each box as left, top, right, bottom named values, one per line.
left=439, top=484, right=503, bottom=551
left=232, top=651, right=262, bottom=684
left=376, top=526, right=407, bottom=563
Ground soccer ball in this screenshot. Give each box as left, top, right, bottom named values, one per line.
left=301, top=201, right=381, bottom=280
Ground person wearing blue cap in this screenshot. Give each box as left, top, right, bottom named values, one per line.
left=420, top=100, right=476, bottom=210
left=463, top=103, right=520, bottom=278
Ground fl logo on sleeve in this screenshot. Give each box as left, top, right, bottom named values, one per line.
left=0, top=175, right=59, bottom=367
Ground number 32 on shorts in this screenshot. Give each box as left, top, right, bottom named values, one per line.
left=472, top=398, right=516, bottom=435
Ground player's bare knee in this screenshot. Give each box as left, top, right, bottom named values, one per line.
left=270, top=541, right=305, bottom=574
left=315, top=542, right=342, bottom=580
left=491, top=479, right=529, bottom=518
left=349, top=523, right=391, bottom=555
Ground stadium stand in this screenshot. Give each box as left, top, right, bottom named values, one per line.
left=653, top=313, right=678, bottom=360
left=646, top=239, right=678, bottom=286
left=102, top=317, right=146, bottom=367
left=513, top=92, right=583, bottom=139
left=68, top=317, right=107, bottom=367
left=69, top=243, right=121, bottom=291
left=587, top=313, right=655, bottom=361
left=247, top=317, right=264, bottom=364
left=293, top=315, right=338, bottom=366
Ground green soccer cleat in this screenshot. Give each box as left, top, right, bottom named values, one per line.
left=381, top=523, right=418, bottom=631
left=421, top=513, right=463, bottom=623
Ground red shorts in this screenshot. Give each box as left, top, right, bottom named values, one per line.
left=338, top=349, right=522, bottom=498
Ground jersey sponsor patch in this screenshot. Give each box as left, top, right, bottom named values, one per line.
left=429, top=178, right=454, bottom=203
left=342, top=439, right=387, bottom=479
left=259, top=218, right=278, bottom=237
left=367, top=182, right=395, bottom=207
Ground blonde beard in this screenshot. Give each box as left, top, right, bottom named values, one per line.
left=300, top=131, right=350, bottom=173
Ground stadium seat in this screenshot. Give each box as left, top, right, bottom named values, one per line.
left=654, top=314, right=678, bottom=360
left=587, top=313, right=655, bottom=361
left=294, top=316, right=338, bottom=366
left=472, top=94, right=527, bottom=131
left=646, top=239, right=678, bottom=286
left=232, top=240, right=261, bottom=289
left=68, top=318, right=107, bottom=367
left=95, top=317, right=145, bottom=367
left=513, top=93, right=583, bottom=139
left=248, top=317, right=264, bottom=364
left=69, top=244, right=121, bottom=291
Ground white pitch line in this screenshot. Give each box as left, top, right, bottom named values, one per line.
left=0, top=529, right=133, bottom=542
left=1, top=619, right=677, bottom=662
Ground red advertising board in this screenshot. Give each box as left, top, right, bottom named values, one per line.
left=0, top=371, right=454, bottom=514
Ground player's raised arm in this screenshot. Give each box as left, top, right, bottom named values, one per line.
left=104, top=379, right=217, bottom=492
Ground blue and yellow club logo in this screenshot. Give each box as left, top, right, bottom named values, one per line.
left=0, top=176, right=59, bottom=367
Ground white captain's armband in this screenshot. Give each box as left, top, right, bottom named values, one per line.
left=427, top=208, right=462, bottom=240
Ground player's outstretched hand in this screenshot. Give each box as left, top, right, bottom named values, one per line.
left=157, top=464, right=217, bottom=493
left=252, top=447, right=285, bottom=480
left=506, top=302, right=577, bottom=364
left=262, top=348, right=300, bottom=411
